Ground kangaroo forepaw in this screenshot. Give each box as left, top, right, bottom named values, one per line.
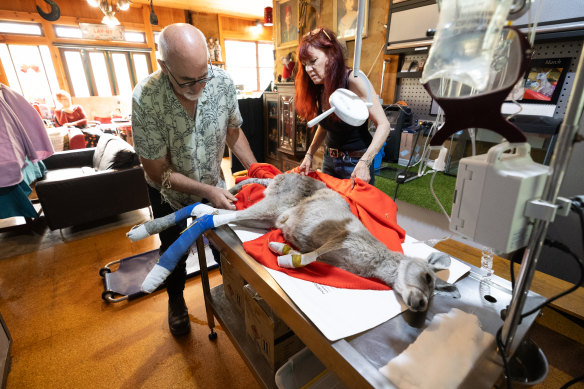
left=191, top=203, right=219, bottom=218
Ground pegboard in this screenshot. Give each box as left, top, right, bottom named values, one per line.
left=396, top=53, right=432, bottom=120
left=532, top=39, right=583, bottom=118
left=394, top=37, right=584, bottom=121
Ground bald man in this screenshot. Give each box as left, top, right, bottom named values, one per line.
left=132, top=23, right=257, bottom=336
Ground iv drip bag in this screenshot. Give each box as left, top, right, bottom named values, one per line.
left=421, top=0, right=514, bottom=92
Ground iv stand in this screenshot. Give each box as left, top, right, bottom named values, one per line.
left=500, top=38, right=584, bottom=353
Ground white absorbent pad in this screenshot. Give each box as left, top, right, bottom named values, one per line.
left=379, top=308, right=494, bottom=389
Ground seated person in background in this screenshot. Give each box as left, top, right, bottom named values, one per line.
left=53, top=90, right=88, bottom=128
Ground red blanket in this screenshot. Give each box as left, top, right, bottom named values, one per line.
left=234, top=163, right=406, bottom=290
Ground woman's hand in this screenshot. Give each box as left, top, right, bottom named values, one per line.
left=299, top=153, right=313, bottom=175
left=350, top=160, right=371, bottom=186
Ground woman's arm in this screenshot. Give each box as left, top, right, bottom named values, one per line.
left=299, top=125, right=327, bottom=175
left=348, top=74, right=391, bottom=183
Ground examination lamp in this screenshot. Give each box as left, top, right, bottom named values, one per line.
left=307, top=0, right=373, bottom=128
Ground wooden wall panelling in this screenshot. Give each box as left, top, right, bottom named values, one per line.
left=39, top=18, right=68, bottom=96
left=380, top=54, right=399, bottom=104
left=191, top=11, right=221, bottom=41
left=0, top=57, right=7, bottom=85
left=141, top=4, right=159, bottom=73
left=150, top=6, right=187, bottom=27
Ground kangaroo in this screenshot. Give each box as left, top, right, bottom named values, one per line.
left=190, top=173, right=459, bottom=312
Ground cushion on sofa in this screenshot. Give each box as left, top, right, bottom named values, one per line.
left=93, top=134, right=135, bottom=171
left=43, top=166, right=97, bottom=182
left=68, top=128, right=87, bottom=150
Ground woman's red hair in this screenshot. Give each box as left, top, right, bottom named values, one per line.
left=295, top=27, right=347, bottom=122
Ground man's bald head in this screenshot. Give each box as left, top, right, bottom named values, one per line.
left=158, top=23, right=208, bottom=67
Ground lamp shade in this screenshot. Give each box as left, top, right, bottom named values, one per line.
left=264, top=7, right=273, bottom=26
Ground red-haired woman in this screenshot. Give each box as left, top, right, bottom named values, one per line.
left=295, top=27, right=390, bottom=186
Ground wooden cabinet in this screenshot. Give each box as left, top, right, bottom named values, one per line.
left=263, top=91, right=279, bottom=169
left=263, top=83, right=320, bottom=172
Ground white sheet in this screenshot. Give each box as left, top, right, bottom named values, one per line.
left=230, top=225, right=470, bottom=341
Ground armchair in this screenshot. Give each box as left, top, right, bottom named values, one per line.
left=35, top=141, right=150, bottom=231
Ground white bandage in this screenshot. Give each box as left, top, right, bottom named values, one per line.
left=191, top=203, right=217, bottom=218
left=268, top=242, right=299, bottom=255
left=212, top=213, right=237, bottom=227
left=126, top=224, right=150, bottom=242
left=141, top=264, right=171, bottom=293
left=277, top=251, right=318, bottom=268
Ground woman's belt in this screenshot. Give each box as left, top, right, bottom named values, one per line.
left=326, top=147, right=366, bottom=158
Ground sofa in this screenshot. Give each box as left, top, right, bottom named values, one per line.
left=35, top=135, right=150, bottom=230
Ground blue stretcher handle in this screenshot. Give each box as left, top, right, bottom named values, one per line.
left=157, top=214, right=215, bottom=271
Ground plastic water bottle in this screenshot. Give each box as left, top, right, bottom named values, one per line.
left=481, top=246, right=494, bottom=280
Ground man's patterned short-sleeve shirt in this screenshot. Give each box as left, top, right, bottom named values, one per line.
left=132, top=67, right=242, bottom=209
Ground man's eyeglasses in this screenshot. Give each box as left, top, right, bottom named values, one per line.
left=163, top=59, right=214, bottom=88
left=303, top=27, right=332, bottom=41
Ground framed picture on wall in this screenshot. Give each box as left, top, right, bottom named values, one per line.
left=276, top=0, right=299, bottom=48
left=333, top=0, right=369, bottom=40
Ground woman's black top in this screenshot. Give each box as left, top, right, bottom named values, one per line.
left=317, top=69, right=371, bottom=151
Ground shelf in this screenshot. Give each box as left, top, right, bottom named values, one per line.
left=207, top=284, right=278, bottom=389
left=396, top=71, right=422, bottom=78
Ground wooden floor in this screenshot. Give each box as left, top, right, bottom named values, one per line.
left=0, top=215, right=261, bottom=389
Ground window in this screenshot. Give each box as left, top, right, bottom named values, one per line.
left=0, top=22, right=42, bottom=36
left=0, top=44, right=59, bottom=105
left=125, top=31, right=145, bottom=43
left=224, top=40, right=274, bottom=93
left=54, top=26, right=145, bottom=43
left=60, top=47, right=153, bottom=96
left=54, top=26, right=83, bottom=39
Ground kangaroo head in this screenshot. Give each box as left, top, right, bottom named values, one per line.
left=394, top=252, right=451, bottom=312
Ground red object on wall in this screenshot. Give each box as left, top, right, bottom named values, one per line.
left=264, top=7, right=273, bottom=26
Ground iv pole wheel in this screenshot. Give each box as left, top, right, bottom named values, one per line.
left=208, top=330, right=217, bottom=340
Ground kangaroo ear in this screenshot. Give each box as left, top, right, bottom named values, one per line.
left=435, top=278, right=461, bottom=298
left=427, top=252, right=451, bottom=271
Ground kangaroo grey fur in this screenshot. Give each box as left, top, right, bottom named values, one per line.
left=214, top=174, right=459, bottom=311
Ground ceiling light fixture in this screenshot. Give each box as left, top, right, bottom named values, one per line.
left=87, top=0, right=132, bottom=26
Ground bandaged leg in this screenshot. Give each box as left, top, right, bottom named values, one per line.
left=127, top=202, right=201, bottom=241
left=190, top=203, right=226, bottom=218
left=272, top=237, right=343, bottom=268
left=269, top=241, right=316, bottom=268
left=141, top=214, right=215, bottom=293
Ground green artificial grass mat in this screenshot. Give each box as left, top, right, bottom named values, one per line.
left=374, top=162, right=457, bottom=215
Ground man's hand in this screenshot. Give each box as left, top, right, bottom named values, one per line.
left=205, top=186, right=238, bottom=210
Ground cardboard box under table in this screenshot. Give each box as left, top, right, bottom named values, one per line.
left=243, top=284, right=304, bottom=370
left=221, top=254, right=246, bottom=313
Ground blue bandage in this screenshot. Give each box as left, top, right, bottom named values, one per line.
left=174, top=202, right=200, bottom=224
left=156, top=214, right=215, bottom=271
